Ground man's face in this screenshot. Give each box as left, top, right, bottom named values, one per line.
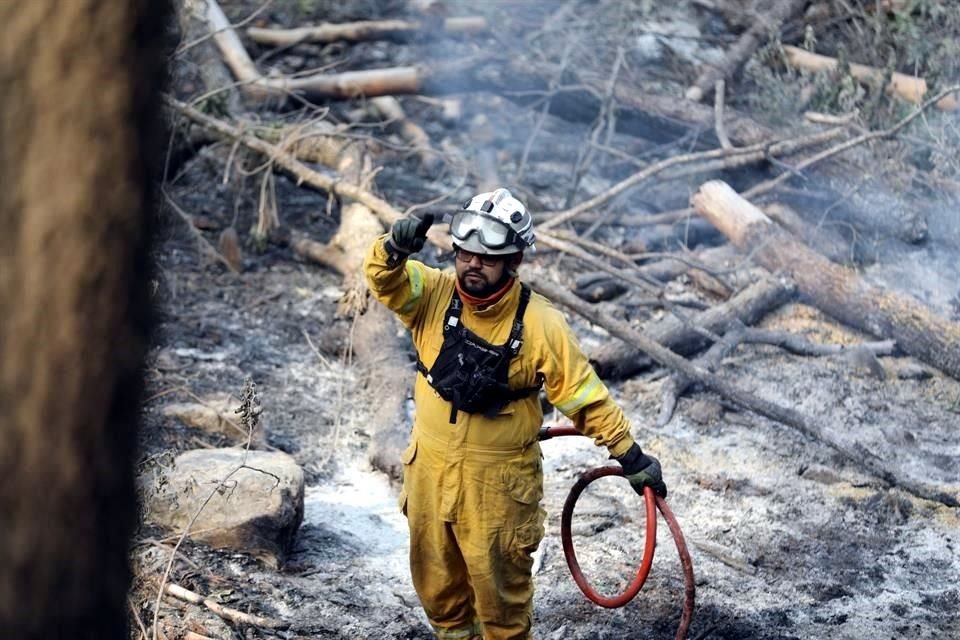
left=454, top=247, right=513, bottom=296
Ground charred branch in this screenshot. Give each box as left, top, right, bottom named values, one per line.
left=166, top=96, right=453, bottom=252
left=590, top=275, right=796, bottom=380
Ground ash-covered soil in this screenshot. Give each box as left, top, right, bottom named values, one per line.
left=134, top=1, right=960, bottom=638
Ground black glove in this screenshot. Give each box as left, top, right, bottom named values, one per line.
left=617, top=443, right=667, bottom=498
left=386, top=213, right=434, bottom=258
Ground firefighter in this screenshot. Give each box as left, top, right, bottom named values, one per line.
left=364, top=188, right=667, bottom=640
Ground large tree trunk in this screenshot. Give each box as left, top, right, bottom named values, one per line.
left=692, top=181, right=960, bottom=379
left=0, top=1, right=168, bottom=637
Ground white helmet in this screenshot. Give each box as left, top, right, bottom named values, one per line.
left=449, top=188, right=536, bottom=255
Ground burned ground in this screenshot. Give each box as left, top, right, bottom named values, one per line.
left=133, top=1, right=960, bottom=639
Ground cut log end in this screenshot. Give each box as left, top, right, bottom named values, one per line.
left=691, top=181, right=772, bottom=244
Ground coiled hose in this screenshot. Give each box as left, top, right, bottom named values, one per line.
left=539, top=425, right=695, bottom=640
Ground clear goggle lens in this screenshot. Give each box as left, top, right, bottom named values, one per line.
left=449, top=212, right=516, bottom=249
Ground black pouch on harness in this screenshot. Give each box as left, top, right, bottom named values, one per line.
left=418, top=285, right=541, bottom=423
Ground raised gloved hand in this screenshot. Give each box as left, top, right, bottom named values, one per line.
left=617, top=443, right=667, bottom=498
left=386, top=213, right=434, bottom=258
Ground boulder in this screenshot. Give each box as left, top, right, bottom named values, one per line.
left=142, top=448, right=304, bottom=565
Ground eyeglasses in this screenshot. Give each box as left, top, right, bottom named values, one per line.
left=449, top=211, right=518, bottom=250
left=454, top=247, right=502, bottom=267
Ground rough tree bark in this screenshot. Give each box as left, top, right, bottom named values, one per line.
left=0, top=1, right=168, bottom=638
left=692, top=181, right=960, bottom=380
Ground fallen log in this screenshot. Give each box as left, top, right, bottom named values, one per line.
left=692, top=180, right=960, bottom=380
left=526, top=273, right=957, bottom=507
left=247, top=17, right=488, bottom=46
left=686, top=0, right=807, bottom=103
left=589, top=275, right=795, bottom=380
left=174, top=0, right=244, bottom=114
left=370, top=96, right=442, bottom=172
left=782, top=45, right=960, bottom=111
left=203, top=0, right=261, bottom=87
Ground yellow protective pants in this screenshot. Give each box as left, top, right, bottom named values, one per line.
left=399, top=429, right=546, bottom=640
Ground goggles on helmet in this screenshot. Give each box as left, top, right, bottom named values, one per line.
left=449, top=211, right=519, bottom=250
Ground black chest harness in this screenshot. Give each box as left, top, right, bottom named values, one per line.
left=417, top=285, right=542, bottom=423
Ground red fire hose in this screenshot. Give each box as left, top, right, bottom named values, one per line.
left=539, top=425, right=696, bottom=640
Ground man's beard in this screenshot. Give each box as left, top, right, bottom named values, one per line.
left=458, top=269, right=511, bottom=298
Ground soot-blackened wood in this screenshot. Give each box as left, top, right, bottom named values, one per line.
left=590, top=276, right=795, bottom=380
left=692, top=180, right=960, bottom=380
left=0, top=1, right=169, bottom=637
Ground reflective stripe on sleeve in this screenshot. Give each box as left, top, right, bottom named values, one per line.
left=399, top=261, right=424, bottom=314
left=555, top=371, right=605, bottom=416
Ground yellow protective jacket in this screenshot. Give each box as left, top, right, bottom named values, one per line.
left=364, top=235, right=636, bottom=458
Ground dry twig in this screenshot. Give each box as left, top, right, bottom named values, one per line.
left=164, top=583, right=287, bottom=630
left=247, top=17, right=488, bottom=46
left=742, top=85, right=960, bottom=199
